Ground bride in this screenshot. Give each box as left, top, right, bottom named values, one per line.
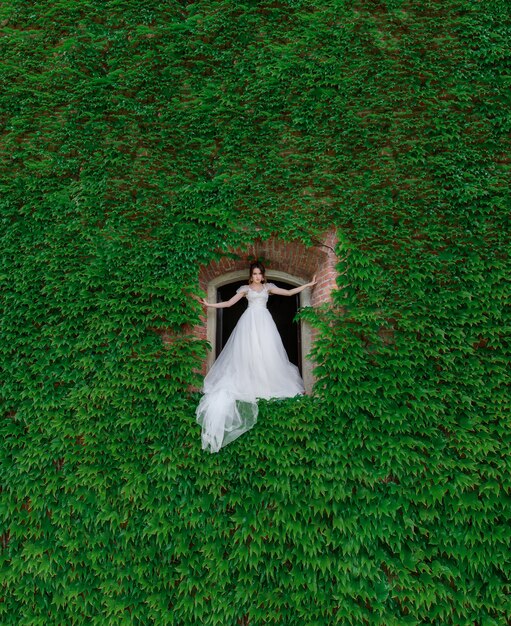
left=196, top=262, right=316, bottom=453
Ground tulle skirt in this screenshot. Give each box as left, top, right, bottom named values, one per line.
left=196, top=304, right=304, bottom=452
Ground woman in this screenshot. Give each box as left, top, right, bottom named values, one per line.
left=197, top=262, right=316, bottom=453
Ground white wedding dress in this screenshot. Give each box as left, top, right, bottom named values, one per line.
left=196, top=283, right=304, bottom=453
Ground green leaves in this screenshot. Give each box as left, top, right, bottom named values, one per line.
left=1, top=0, right=510, bottom=624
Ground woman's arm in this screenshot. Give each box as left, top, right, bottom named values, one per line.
left=268, top=275, right=317, bottom=297
left=200, top=291, right=246, bottom=309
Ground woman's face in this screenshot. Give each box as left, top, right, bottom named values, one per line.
left=251, top=268, right=263, bottom=284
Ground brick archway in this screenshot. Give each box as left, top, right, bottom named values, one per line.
left=195, top=229, right=338, bottom=393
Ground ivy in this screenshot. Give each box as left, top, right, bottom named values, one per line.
left=1, top=0, right=510, bottom=624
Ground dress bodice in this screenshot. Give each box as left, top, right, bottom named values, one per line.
left=238, top=283, right=276, bottom=308
left=247, top=286, right=269, bottom=307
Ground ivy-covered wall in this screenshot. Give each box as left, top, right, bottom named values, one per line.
left=1, top=1, right=510, bottom=624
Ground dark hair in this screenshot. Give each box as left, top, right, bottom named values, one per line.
left=249, top=261, right=266, bottom=283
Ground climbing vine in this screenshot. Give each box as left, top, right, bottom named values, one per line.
left=1, top=1, right=509, bottom=624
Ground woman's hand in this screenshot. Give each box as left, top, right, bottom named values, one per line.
left=309, top=274, right=317, bottom=287
left=193, top=294, right=210, bottom=307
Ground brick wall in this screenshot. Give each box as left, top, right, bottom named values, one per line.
left=198, top=228, right=338, bottom=307
left=309, top=228, right=338, bottom=308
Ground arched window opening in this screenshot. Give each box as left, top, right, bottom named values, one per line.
left=202, top=270, right=314, bottom=392
left=193, top=230, right=339, bottom=394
